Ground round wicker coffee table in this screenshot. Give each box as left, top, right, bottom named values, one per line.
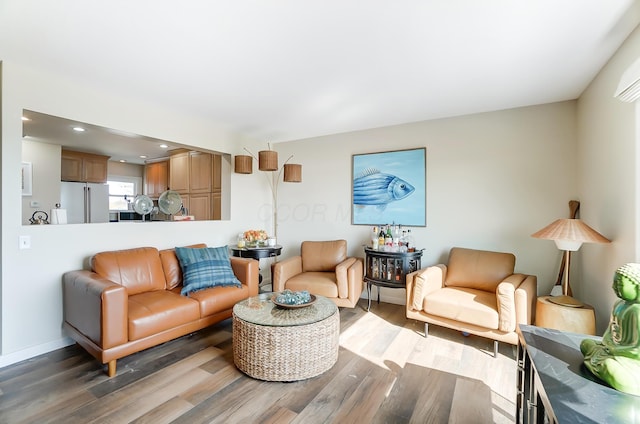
left=232, top=293, right=339, bottom=381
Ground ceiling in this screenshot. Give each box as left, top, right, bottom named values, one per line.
left=2, top=1, right=640, bottom=146
left=21, top=109, right=204, bottom=164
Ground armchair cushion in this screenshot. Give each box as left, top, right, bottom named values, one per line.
left=286, top=272, right=339, bottom=298
left=445, top=247, right=515, bottom=292
left=301, top=240, right=347, bottom=272
left=175, top=246, right=241, bottom=296
left=423, top=287, right=499, bottom=330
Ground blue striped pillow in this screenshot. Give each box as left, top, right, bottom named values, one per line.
left=175, top=246, right=241, bottom=296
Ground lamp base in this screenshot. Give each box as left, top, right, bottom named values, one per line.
left=547, top=295, right=584, bottom=308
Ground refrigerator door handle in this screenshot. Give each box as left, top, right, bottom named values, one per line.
left=87, top=186, right=92, bottom=223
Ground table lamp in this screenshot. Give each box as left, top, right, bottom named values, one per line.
left=531, top=218, right=610, bottom=307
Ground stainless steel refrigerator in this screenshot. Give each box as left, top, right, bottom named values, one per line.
left=60, top=182, right=110, bottom=224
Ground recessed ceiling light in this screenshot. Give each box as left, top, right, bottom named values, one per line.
left=72, top=127, right=85, bottom=132
left=119, top=159, right=127, bottom=163
left=139, top=155, right=147, bottom=159
left=21, top=116, right=30, bottom=121
left=159, top=144, right=169, bottom=149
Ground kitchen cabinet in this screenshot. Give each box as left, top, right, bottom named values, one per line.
left=189, top=151, right=212, bottom=193
left=61, top=149, right=109, bottom=183
left=144, top=159, right=169, bottom=198
left=187, top=193, right=211, bottom=221
left=167, top=150, right=222, bottom=220
left=212, top=191, right=221, bottom=220
left=169, top=150, right=190, bottom=193
left=211, top=154, right=222, bottom=220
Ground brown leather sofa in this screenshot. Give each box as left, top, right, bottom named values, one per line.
left=63, top=244, right=259, bottom=377
left=406, top=247, right=537, bottom=355
left=272, top=240, right=363, bottom=308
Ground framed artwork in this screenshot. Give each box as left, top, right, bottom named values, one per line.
left=21, top=162, right=33, bottom=196
left=352, top=147, right=426, bottom=226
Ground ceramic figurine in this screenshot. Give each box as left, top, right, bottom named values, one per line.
left=581, top=263, right=640, bottom=396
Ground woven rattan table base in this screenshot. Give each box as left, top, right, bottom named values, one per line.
left=233, top=309, right=340, bottom=381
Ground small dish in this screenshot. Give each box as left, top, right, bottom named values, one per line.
left=271, top=294, right=317, bottom=309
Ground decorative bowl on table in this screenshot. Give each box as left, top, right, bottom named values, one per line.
left=272, top=290, right=317, bottom=309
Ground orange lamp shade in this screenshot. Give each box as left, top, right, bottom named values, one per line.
left=234, top=155, right=253, bottom=174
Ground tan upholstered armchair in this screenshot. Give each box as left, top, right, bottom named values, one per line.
left=272, top=240, right=364, bottom=308
left=406, top=247, right=537, bottom=355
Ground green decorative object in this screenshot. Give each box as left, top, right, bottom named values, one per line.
left=581, top=263, right=640, bottom=396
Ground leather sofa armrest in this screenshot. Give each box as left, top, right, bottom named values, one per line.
left=515, top=274, right=537, bottom=326
left=63, top=270, right=127, bottom=349
left=230, top=257, right=260, bottom=297
left=335, top=257, right=358, bottom=298
left=346, top=257, right=364, bottom=303
left=406, top=264, right=447, bottom=311
left=496, top=273, right=537, bottom=332
left=272, top=256, right=302, bottom=292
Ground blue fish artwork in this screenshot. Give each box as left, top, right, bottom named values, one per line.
left=353, top=168, right=415, bottom=210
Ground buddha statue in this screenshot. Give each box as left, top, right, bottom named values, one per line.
left=581, top=263, right=640, bottom=396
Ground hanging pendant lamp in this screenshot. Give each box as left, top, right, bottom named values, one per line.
left=283, top=163, right=302, bottom=182
left=234, top=155, right=253, bottom=174
left=258, top=150, right=278, bottom=171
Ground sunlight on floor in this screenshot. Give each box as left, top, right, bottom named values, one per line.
left=339, top=302, right=517, bottom=423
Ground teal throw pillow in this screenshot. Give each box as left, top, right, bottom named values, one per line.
left=175, top=246, right=241, bottom=296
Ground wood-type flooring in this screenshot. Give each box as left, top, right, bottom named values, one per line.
left=0, top=300, right=517, bottom=423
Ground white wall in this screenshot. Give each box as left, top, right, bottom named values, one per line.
left=108, top=161, right=144, bottom=179
left=0, top=53, right=615, bottom=367
left=577, top=25, right=640, bottom=333
left=0, top=61, right=271, bottom=366
left=21, top=140, right=61, bottom=225
left=275, top=102, right=578, bottom=305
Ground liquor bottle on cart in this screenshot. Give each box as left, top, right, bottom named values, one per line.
left=371, top=226, right=379, bottom=249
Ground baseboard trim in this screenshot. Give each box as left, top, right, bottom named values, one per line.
left=363, top=286, right=406, bottom=306
left=0, top=337, right=75, bottom=369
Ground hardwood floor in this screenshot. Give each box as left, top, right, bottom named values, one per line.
left=0, top=300, right=517, bottom=423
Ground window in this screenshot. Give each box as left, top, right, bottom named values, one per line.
left=107, top=176, right=141, bottom=211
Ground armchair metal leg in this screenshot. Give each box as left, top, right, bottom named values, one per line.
left=493, top=340, right=498, bottom=358
left=424, top=323, right=428, bottom=338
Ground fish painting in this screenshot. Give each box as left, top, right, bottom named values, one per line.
left=353, top=168, right=415, bottom=210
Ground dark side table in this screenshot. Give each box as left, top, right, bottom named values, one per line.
left=517, top=324, right=636, bottom=423
left=230, top=245, right=282, bottom=288
left=363, top=247, right=422, bottom=311
left=230, top=245, right=282, bottom=260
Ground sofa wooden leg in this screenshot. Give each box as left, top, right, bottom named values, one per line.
left=424, top=323, right=428, bottom=338
left=493, top=340, right=498, bottom=358
left=107, top=360, right=116, bottom=377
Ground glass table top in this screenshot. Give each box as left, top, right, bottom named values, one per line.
left=233, top=292, right=337, bottom=327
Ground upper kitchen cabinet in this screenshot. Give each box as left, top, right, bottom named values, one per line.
left=144, top=159, right=169, bottom=199
left=189, top=151, right=212, bottom=193
left=166, top=149, right=222, bottom=220
left=168, top=150, right=190, bottom=193
left=61, top=149, right=110, bottom=183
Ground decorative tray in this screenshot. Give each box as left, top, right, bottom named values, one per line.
left=271, top=294, right=317, bottom=309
